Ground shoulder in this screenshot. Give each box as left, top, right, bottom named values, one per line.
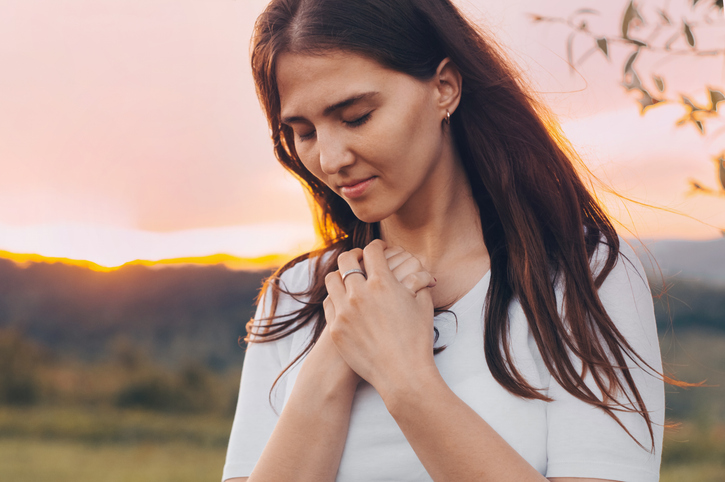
left=272, top=249, right=335, bottom=294
left=590, top=234, right=652, bottom=304
left=255, top=249, right=334, bottom=322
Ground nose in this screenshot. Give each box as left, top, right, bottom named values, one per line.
left=317, top=130, right=355, bottom=175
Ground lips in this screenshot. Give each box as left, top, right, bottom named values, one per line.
left=339, top=177, right=375, bottom=199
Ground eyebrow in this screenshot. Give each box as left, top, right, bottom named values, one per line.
left=281, top=91, right=380, bottom=125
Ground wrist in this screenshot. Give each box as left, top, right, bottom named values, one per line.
left=378, top=362, right=443, bottom=416
left=297, top=355, right=360, bottom=400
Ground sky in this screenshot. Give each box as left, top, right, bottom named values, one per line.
left=1, top=0, right=724, bottom=267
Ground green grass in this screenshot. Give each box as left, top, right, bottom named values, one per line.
left=1, top=405, right=724, bottom=481
left=0, top=438, right=226, bottom=482
left=661, top=462, right=725, bottom=482
left=0, top=405, right=233, bottom=446
left=1, top=436, right=723, bottom=482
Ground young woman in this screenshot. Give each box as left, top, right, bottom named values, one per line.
left=223, top=0, right=665, bottom=480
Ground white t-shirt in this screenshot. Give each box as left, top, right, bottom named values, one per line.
left=222, top=238, right=664, bottom=481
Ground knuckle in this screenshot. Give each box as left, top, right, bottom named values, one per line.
left=328, top=323, right=342, bottom=342
left=367, top=239, right=384, bottom=250
left=335, top=305, right=352, bottom=322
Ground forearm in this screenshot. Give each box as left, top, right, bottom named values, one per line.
left=248, top=365, right=357, bottom=482
left=380, top=365, right=547, bottom=482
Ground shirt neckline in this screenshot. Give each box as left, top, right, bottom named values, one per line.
left=440, top=268, right=491, bottom=316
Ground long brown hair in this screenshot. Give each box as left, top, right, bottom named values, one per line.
left=247, top=0, right=663, bottom=449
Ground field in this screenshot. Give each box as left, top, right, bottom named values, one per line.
left=1, top=260, right=723, bottom=480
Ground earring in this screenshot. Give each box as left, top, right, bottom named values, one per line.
left=444, top=110, right=451, bottom=125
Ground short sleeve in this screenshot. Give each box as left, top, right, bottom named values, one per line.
left=222, top=260, right=313, bottom=481
left=544, top=239, right=665, bottom=481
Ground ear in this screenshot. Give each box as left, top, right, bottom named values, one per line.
left=434, top=58, right=462, bottom=118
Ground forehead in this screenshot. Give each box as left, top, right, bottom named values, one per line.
left=276, top=51, right=403, bottom=117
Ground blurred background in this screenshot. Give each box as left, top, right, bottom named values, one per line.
left=0, top=0, right=723, bottom=480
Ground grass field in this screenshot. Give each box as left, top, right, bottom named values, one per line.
left=1, top=406, right=724, bottom=481
left=1, top=436, right=724, bottom=481
left=0, top=438, right=226, bottom=482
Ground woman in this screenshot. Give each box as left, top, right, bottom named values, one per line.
left=223, top=0, right=665, bottom=480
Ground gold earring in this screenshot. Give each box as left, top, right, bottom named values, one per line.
left=444, top=110, right=451, bottom=125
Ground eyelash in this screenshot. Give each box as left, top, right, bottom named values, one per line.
left=297, top=112, right=373, bottom=142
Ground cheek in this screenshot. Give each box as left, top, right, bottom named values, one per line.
left=296, top=147, right=324, bottom=180
left=382, top=105, right=442, bottom=168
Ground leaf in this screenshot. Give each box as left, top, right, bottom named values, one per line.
left=624, top=49, right=639, bottom=75
left=596, top=38, right=609, bottom=58
left=689, top=179, right=706, bottom=191
left=693, top=0, right=702, bottom=6
left=621, top=1, right=643, bottom=39
left=664, top=32, right=680, bottom=50
left=718, top=154, right=725, bottom=190
left=622, top=70, right=642, bottom=91
left=716, top=0, right=724, bottom=12
left=657, top=9, right=672, bottom=25
left=682, top=95, right=704, bottom=112
left=694, top=119, right=704, bottom=134
left=684, top=21, right=696, bottom=47
left=708, top=88, right=725, bottom=111
left=653, top=75, right=665, bottom=92
left=638, top=89, right=664, bottom=113
left=627, top=39, right=648, bottom=47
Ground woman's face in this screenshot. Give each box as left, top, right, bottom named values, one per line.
left=276, top=51, right=456, bottom=223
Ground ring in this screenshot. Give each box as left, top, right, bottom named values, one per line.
left=341, top=269, right=367, bottom=283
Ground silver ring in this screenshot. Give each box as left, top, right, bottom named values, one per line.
left=341, top=269, right=367, bottom=283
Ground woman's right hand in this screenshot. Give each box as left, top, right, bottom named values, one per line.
left=301, top=244, right=435, bottom=391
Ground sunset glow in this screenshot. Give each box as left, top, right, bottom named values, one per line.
left=1, top=0, right=723, bottom=267
left=0, top=249, right=294, bottom=272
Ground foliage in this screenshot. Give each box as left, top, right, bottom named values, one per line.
left=0, top=329, right=46, bottom=405
left=530, top=0, right=725, bottom=214
left=0, top=258, right=723, bottom=476
left=0, top=258, right=267, bottom=369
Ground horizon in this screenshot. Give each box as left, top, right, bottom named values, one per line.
left=2, top=0, right=724, bottom=264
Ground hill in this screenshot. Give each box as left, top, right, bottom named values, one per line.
left=634, top=237, right=725, bottom=285
left=0, top=249, right=722, bottom=371
left=0, top=258, right=271, bottom=371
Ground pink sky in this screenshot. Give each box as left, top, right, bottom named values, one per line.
left=1, top=0, right=723, bottom=266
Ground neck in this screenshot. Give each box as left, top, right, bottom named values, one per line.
left=378, top=150, right=487, bottom=277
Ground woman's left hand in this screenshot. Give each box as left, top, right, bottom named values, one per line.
left=323, top=239, right=436, bottom=398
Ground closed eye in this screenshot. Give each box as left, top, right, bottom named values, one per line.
left=344, top=112, right=373, bottom=128
left=295, top=112, right=373, bottom=143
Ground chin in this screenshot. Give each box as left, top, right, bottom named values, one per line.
left=348, top=204, right=390, bottom=224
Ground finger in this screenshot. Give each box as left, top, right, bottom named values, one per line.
left=389, top=254, right=436, bottom=285
left=401, top=271, right=436, bottom=294
left=386, top=250, right=415, bottom=272
left=337, top=249, right=366, bottom=288
left=322, top=295, right=336, bottom=324
left=362, top=239, right=393, bottom=281
left=383, top=245, right=405, bottom=259
left=325, top=270, right=347, bottom=302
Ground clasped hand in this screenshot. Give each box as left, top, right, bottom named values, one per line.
left=319, top=239, right=436, bottom=397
